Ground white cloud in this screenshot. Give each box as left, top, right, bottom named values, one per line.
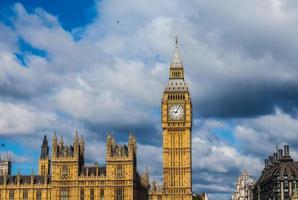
left=1, top=1, right=298, bottom=199
left=235, top=108, right=298, bottom=156
left=0, top=102, right=56, bottom=135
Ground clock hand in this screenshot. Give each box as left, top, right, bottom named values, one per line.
left=175, top=105, right=180, bottom=113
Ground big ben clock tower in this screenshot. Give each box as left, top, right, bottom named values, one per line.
left=162, top=37, right=192, bottom=200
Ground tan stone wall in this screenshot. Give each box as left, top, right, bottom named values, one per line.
left=0, top=136, right=148, bottom=200
left=161, top=88, right=192, bottom=199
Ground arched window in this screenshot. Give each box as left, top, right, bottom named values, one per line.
left=61, top=188, right=68, bottom=200
left=80, top=188, right=84, bottom=200
left=41, top=165, right=45, bottom=175
left=100, top=189, right=104, bottom=200
left=23, top=190, right=28, bottom=200
left=9, top=190, right=14, bottom=200
left=90, top=189, right=94, bottom=200
left=36, top=190, right=42, bottom=200
left=115, top=187, right=123, bottom=200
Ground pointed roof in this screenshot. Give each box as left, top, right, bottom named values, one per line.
left=170, top=36, right=183, bottom=68
left=59, top=136, right=64, bottom=145
left=74, top=130, right=79, bottom=141
left=53, top=131, right=57, bottom=142
left=42, top=135, right=48, bottom=146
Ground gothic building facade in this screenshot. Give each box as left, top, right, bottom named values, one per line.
left=0, top=133, right=149, bottom=200
left=252, top=145, right=298, bottom=200
left=150, top=37, right=193, bottom=200
left=232, top=170, right=253, bottom=200
left=0, top=156, right=11, bottom=176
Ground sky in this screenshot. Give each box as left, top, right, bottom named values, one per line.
left=0, top=0, right=298, bottom=199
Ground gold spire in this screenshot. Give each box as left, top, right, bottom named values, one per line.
left=168, top=36, right=185, bottom=80
left=171, top=35, right=183, bottom=68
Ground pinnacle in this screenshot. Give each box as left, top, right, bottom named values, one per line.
left=171, top=36, right=183, bottom=68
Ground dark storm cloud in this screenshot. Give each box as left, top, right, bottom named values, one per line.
left=84, top=119, right=161, bottom=146
left=2, top=1, right=298, bottom=199
left=195, top=80, right=298, bottom=118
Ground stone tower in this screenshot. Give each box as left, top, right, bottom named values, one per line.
left=232, top=170, right=254, bottom=200
left=38, top=135, right=50, bottom=175
left=105, top=133, right=148, bottom=199
left=162, top=37, right=192, bottom=200
left=0, top=154, right=11, bottom=176
left=50, top=131, right=85, bottom=199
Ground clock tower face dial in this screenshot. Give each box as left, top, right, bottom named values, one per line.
left=169, top=104, right=184, bottom=120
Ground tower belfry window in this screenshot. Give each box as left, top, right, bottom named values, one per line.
left=100, top=189, right=104, bottom=200
left=9, top=190, right=14, bottom=200
left=90, top=189, right=94, bottom=200
left=36, top=190, right=42, bottom=200
left=115, top=187, right=123, bottom=200
left=61, top=188, right=69, bottom=200
left=23, top=190, right=28, bottom=200
left=80, top=188, right=84, bottom=200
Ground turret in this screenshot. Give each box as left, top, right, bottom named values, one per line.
left=278, top=149, right=283, bottom=161
left=59, top=135, right=64, bottom=151
left=52, top=132, right=57, bottom=158
left=128, top=134, right=137, bottom=158
left=38, top=135, right=50, bottom=175
left=106, top=133, right=113, bottom=158
left=40, top=135, right=49, bottom=159
left=17, top=169, right=21, bottom=185
left=31, top=169, right=35, bottom=185
left=79, top=135, right=85, bottom=159
left=284, top=145, right=290, bottom=157
left=74, top=131, right=79, bottom=156
left=141, top=167, right=150, bottom=187
left=0, top=154, right=11, bottom=175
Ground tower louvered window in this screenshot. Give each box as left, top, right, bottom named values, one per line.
left=115, top=187, right=123, bottom=200
left=9, top=190, right=14, bottom=200
left=23, top=190, right=28, bottom=200
left=100, top=189, right=104, bottom=200
left=80, top=188, right=84, bottom=200
left=36, top=190, right=42, bottom=200
left=90, top=189, right=94, bottom=200
left=61, top=188, right=68, bottom=200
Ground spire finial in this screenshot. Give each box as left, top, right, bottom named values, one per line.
left=43, top=135, right=48, bottom=145
left=75, top=130, right=79, bottom=140
left=171, top=35, right=183, bottom=68
left=53, top=131, right=57, bottom=140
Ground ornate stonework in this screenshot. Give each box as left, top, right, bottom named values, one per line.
left=253, top=145, right=298, bottom=200
left=0, top=133, right=149, bottom=200
left=0, top=156, right=11, bottom=176
left=161, top=37, right=192, bottom=200
left=232, top=170, right=253, bottom=200
left=150, top=37, right=193, bottom=200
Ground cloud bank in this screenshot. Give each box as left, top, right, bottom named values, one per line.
left=0, top=1, right=298, bottom=199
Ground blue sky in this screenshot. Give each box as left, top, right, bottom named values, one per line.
left=1, top=0, right=298, bottom=199
left=0, top=0, right=97, bottom=30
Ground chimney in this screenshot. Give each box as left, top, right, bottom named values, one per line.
left=273, top=153, right=278, bottom=163
left=264, top=159, right=269, bottom=167
left=269, top=156, right=273, bottom=165
left=278, top=149, right=283, bottom=160
left=284, top=145, right=290, bottom=157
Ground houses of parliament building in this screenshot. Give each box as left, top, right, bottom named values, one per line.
left=0, top=38, right=194, bottom=200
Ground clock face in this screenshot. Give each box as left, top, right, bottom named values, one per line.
left=169, top=104, right=184, bottom=120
